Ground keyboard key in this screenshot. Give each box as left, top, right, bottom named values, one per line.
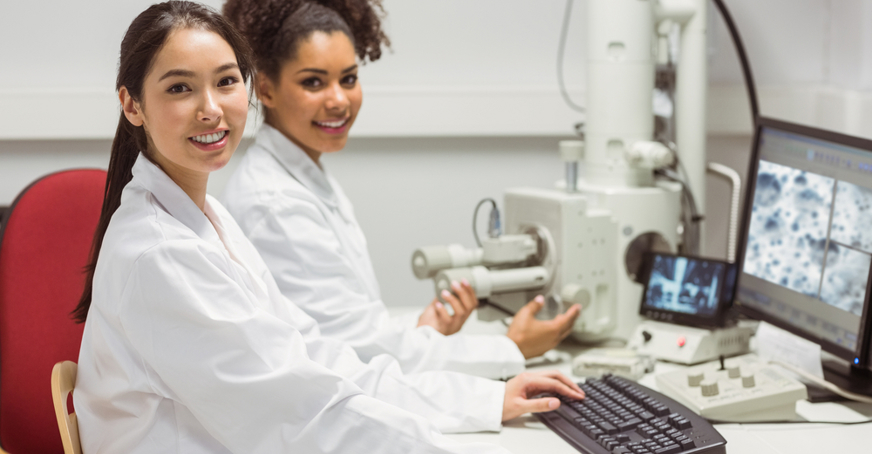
left=637, top=426, right=658, bottom=438
left=652, top=405, right=670, bottom=416
left=654, top=445, right=682, bottom=454
left=618, top=418, right=642, bottom=431
left=679, top=439, right=696, bottom=450
left=638, top=411, right=656, bottom=421
left=673, top=418, right=691, bottom=430
left=598, top=421, right=619, bottom=435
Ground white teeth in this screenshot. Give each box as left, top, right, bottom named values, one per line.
left=192, top=131, right=227, bottom=144
left=316, top=119, right=347, bottom=128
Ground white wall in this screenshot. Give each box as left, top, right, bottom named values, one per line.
left=3, top=0, right=872, bottom=307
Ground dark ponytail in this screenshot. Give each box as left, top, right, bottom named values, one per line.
left=73, top=1, right=254, bottom=322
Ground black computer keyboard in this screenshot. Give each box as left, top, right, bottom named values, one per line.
left=536, top=374, right=726, bottom=454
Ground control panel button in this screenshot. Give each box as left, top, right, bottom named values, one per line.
left=728, top=366, right=740, bottom=378
left=700, top=380, right=719, bottom=397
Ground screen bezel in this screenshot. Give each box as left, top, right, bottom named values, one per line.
left=638, top=252, right=735, bottom=328
left=734, top=116, right=872, bottom=368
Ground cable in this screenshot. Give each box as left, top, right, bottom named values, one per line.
left=711, top=0, right=760, bottom=123
left=479, top=299, right=517, bottom=317
left=655, top=166, right=702, bottom=254
left=473, top=198, right=498, bottom=247
left=768, top=360, right=872, bottom=404
left=707, top=418, right=872, bottom=426
left=706, top=163, right=742, bottom=262
left=557, top=0, right=585, bottom=114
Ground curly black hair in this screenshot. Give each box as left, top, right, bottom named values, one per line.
left=223, top=0, right=390, bottom=80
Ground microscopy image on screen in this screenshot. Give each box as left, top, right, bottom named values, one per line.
left=831, top=181, right=872, bottom=254
left=743, top=160, right=835, bottom=297
left=645, top=255, right=722, bottom=316
left=819, top=246, right=870, bottom=317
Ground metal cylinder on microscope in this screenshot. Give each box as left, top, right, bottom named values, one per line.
left=434, top=266, right=549, bottom=298
left=411, top=245, right=483, bottom=279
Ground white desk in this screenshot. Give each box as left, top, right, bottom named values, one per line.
left=391, top=308, right=872, bottom=454
left=448, top=355, right=872, bottom=453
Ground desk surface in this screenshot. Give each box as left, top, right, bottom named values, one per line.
left=389, top=307, right=872, bottom=454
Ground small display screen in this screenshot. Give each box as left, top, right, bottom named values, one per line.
left=640, top=253, right=736, bottom=325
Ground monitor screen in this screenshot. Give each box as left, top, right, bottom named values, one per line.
left=736, top=118, right=872, bottom=365
left=640, top=253, right=736, bottom=327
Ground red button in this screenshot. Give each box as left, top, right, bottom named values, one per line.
left=677, top=336, right=686, bottom=347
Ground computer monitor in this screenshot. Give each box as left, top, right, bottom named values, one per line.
left=735, top=117, right=872, bottom=396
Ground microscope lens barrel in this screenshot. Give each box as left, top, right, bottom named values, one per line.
left=412, top=245, right=483, bottom=279
left=488, top=266, right=549, bottom=293
left=434, top=266, right=549, bottom=298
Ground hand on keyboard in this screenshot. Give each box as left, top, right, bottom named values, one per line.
left=503, top=370, right=586, bottom=421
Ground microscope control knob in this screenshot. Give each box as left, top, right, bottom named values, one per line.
left=687, top=372, right=704, bottom=387
left=700, top=380, right=719, bottom=397
left=560, top=284, right=591, bottom=308
left=728, top=366, right=741, bottom=379
left=742, top=374, right=756, bottom=388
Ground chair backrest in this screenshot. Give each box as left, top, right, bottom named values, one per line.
left=50, top=362, right=81, bottom=454
left=0, top=169, right=106, bottom=453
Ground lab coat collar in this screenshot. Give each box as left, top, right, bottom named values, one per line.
left=130, top=153, right=220, bottom=243
left=257, top=124, right=339, bottom=208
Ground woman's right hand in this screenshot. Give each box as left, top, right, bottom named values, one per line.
left=502, top=370, right=585, bottom=421
left=416, top=279, right=478, bottom=335
left=506, top=296, right=581, bottom=359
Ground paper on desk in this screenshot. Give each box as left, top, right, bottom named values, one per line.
left=755, top=321, right=824, bottom=380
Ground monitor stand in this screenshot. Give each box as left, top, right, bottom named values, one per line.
left=806, top=359, right=872, bottom=403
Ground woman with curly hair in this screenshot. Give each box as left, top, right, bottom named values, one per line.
left=222, top=0, right=582, bottom=382
left=73, top=2, right=583, bottom=452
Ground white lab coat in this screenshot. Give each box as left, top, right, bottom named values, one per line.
left=222, top=125, right=526, bottom=380
left=74, top=154, right=510, bottom=454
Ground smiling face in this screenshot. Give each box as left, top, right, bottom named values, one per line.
left=258, top=31, right=361, bottom=162
left=120, top=27, right=249, bottom=186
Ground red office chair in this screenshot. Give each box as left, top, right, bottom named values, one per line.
left=0, top=169, right=106, bottom=454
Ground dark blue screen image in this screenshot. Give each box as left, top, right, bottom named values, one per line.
left=644, top=255, right=723, bottom=316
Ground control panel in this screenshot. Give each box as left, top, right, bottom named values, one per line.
left=655, top=354, right=808, bottom=422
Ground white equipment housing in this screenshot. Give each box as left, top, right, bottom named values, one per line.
left=493, top=188, right=619, bottom=342
left=411, top=0, right=709, bottom=342
left=627, top=320, right=753, bottom=365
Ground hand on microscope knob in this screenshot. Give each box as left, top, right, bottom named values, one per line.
left=417, top=279, right=478, bottom=335
left=506, top=296, right=581, bottom=359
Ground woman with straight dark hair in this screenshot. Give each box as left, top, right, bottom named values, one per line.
left=221, top=0, right=582, bottom=380
left=74, top=2, right=583, bottom=453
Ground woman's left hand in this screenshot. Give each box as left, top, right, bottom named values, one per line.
left=416, top=279, right=478, bottom=335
